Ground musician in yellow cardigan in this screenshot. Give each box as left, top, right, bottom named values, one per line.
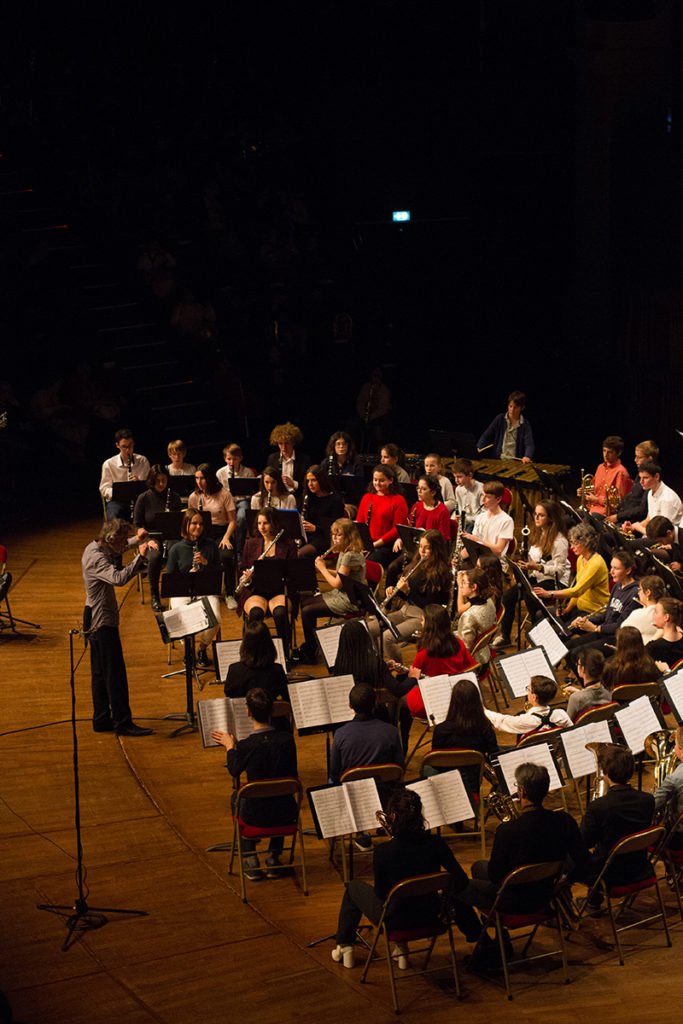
left=533, top=523, right=609, bottom=624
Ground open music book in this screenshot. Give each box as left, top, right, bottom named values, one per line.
left=213, top=637, right=286, bottom=682
left=496, top=647, right=556, bottom=701
left=417, top=672, right=480, bottom=725
left=287, top=674, right=355, bottom=732
left=614, top=694, right=666, bottom=755
left=307, top=777, right=382, bottom=839
left=527, top=619, right=569, bottom=667
left=406, top=770, right=474, bottom=828
left=196, top=696, right=251, bottom=747
left=661, top=666, right=683, bottom=723
left=161, top=597, right=218, bottom=641
left=497, top=743, right=564, bottom=793
left=559, top=719, right=614, bottom=780
left=315, top=624, right=344, bottom=670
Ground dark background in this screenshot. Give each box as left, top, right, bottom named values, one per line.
left=1, top=1, right=683, bottom=518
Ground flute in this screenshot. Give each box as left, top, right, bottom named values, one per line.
left=235, top=529, right=284, bottom=594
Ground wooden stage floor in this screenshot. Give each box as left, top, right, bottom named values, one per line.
left=0, top=517, right=680, bottom=1023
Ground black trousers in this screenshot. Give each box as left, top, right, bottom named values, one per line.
left=90, top=625, right=133, bottom=731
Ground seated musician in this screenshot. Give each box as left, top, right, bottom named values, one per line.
left=452, top=458, right=484, bottom=522
left=266, top=421, right=311, bottom=502
left=533, top=523, right=609, bottom=625
left=133, top=464, right=182, bottom=612
left=497, top=500, right=569, bottom=648
left=237, top=508, right=298, bottom=654
left=605, top=439, right=659, bottom=526
left=385, top=474, right=451, bottom=589
left=578, top=744, right=654, bottom=911
left=166, top=438, right=196, bottom=478
left=620, top=573, right=666, bottom=643
left=251, top=466, right=296, bottom=512
left=323, top=430, right=364, bottom=477
left=331, top=787, right=469, bottom=969
left=405, top=604, right=478, bottom=719
left=476, top=390, right=535, bottom=463
left=564, top=649, right=610, bottom=722
left=646, top=597, right=683, bottom=671
left=460, top=481, right=515, bottom=569
left=455, top=568, right=496, bottom=667
left=423, top=453, right=456, bottom=511
left=645, top=516, right=683, bottom=571
left=166, top=509, right=222, bottom=668
left=623, top=461, right=683, bottom=536
left=188, top=463, right=238, bottom=608
left=380, top=443, right=410, bottom=483
left=578, top=435, right=631, bottom=517
left=223, top=621, right=289, bottom=706
left=563, top=549, right=640, bottom=667
left=298, top=465, right=345, bottom=558
left=99, top=427, right=151, bottom=520
left=431, top=680, right=498, bottom=799
left=355, top=464, right=409, bottom=567
left=211, top=687, right=298, bottom=882
left=602, top=626, right=660, bottom=692
left=295, top=519, right=367, bottom=665
left=216, top=442, right=257, bottom=559
left=654, top=725, right=683, bottom=849
left=483, top=675, right=572, bottom=738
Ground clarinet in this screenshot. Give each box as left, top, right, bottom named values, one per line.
left=190, top=540, right=201, bottom=572
left=198, top=494, right=203, bottom=512
left=366, top=500, right=373, bottom=528
left=127, top=456, right=135, bottom=520
left=404, top=505, right=418, bottom=569
left=328, top=454, right=335, bottom=476
left=266, top=491, right=273, bottom=508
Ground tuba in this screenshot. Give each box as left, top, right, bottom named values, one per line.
left=645, top=730, right=679, bottom=828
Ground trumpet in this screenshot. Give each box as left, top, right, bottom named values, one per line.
left=376, top=809, right=395, bottom=835
left=235, top=529, right=284, bottom=595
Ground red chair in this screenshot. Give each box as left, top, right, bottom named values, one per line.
left=651, top=811, right=683, bottom=925
left=501, top=487, right=513, bottom=511
left=0, top=545, right=39, bottom=633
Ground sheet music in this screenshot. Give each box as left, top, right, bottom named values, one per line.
left=559, top=720, right=613, bottom=779
left=310, top=786, right=355, bottom=839
left=196, top=697, right=251, bottom=747
left=286, top=675, right=355, bottom=730
left=214, top=637, right=286, bottom=681
left=418, top=672, right=480, bottom=726
left=324, top=675, right=356, bottom=724
left=528, top=620, right=569, bottom=667
left=662, top=667, right=683, bottom=722
left=407, top=770, right=474, bottom=828
left=163, top=599, right=211, bottom=639
left=497, top=743, right=563, bottom=793
left=614, top=695, right=662, bottom=755
left=316, top=624, right=344, bottom=669
left=343, top=777, right=383, bottom=833
left=498, top=648, right=554, bottom=699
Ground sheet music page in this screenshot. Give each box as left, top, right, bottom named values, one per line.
left=418, top=672, right=480, bottom=725
left=324, top=675, right=356, bottom=724
left=406, top=778, right=445, bottom=830
left=528, top=619, right=569, bottom=667
left=343, top=777, right=383, bottom=833
left=228, top=697, right=252, bottom=741
left=214, top=640, right=242, bottom=682
left=559, top=720, right=613, bottom=779
left=315, top=625, right=344, bottom=670
left=499, top=648, right=553, bottom=699
left=287, top=679, right=330, bottom=729
left=310, top=786, right=355, bottom=839
left=430, top=769, right=474, bottom=824
left=163, top=600, right=211, bottom=639
left=614, top=695, right=662, bottom=755
left=196, top=698, right=231, bottom=748
left=497, top=743, right=563, bottom=792
left=662, top=667, right=683, bottom=721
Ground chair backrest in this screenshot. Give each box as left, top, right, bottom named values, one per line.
left=340, top=762, right=404, bottom=784
left=365, top=560, right=383, bottom=588
left=0, top=544, right=7, bottom=570
left=422, top=748, right=485, bottom=773
left=515, top=725, right=565, bottom=749
left=573, top=702, right=620, bottom=727
left=385, top=871, right=452, bottom=905
left=471, top=622, right=498, bottom=657
left=606, top=826, right=665, bottom=861
left=237, top=777, right=302, bottom=803
left=499, top=860, right=564, bottom=890
left=611, top=682, right=661, bottom=703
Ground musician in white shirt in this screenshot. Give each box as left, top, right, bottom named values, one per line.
left=99, top=428, right=150, bottom=520
left=624, top=461, right=683, bottom=534
left=461, top=481, right=515, bottom=569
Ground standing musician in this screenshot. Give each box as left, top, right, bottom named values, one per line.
left=266, top=421, right=311, bottom=503
left=605, top=439, right=658, bottom=526
left=370, top=530, right=451, bottom=666
left=188, top=463, right=238, bottom=608
left=216, top=442, right=257, bottom=559
left=298, top=465, right=345, bottom=558
left=251, top=466, right=297, bottom=511
left=323, top=431, right=364, bottom=477
left=578, top=435, right=631, bottom=517
left=166, top=509, right=222, bottom=668
left=423, top=453, right=456, bottom=511
left=460, top=481, right=515, bottom=569
left=533, top=522, right=609, bottom=624
left=355, top=464, right=409, bottom=567
left=99, top=428, right=151, bottom=520
left=133, top=464, right=182, bottom=612
left=384, top=474, right=451, bottom=590
left=295, top=519, right=367, bottom=664
left=476, top=390, right=535, bottom=463
left=496, top=500, right=570, bottom=648
left=237, top=507, right=298, bottom=653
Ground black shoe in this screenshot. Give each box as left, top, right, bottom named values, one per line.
left=196, top=649, right=210, bottom=668
left=116, top=723, right=153, bottom=737
left=93, top=719, right=114, bottom=733
left=151, top=596, right=163, bottom=613
left=354, top=831, right=373, bottom=853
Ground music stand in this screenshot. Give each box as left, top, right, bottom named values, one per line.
left=509, top=561, right=569, bottom=643
left=430, top=429, right=478, bottom=459
left=225, top=477, right=259, bottom=499
left=329, top=476, right=367, bottom=507
left=251, top=558, right=317, bottom=658
left=159, top=570, right=221, bottom=737
left=152, top=510, right=211, bottom=541
left=354, top=521, right=374, bottom=551
left=535, top=467, right=570, bottom=503
left=271, top=509, right=307, bottom=545
left=400, top=482, right=418, bottom=507
left=396, top=524, right=425, bottom=560
left=111, top=480, right=147, bottom=520
left=344, top=577, right=401, bottom=661
left=167, top=475, right=196, bottom=499
left=462, top=536, right=489, bottom=564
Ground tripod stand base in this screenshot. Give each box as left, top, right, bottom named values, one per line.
left=38, top=897, right=147, bottom=951
left=163, top=710, right=198, bottom=738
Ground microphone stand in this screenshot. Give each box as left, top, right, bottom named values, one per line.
left=37, top=629, right=147, bottom=950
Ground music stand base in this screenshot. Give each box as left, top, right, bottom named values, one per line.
left=37, top=897, right=147, bottom=951
left=163, top=710, right=198, bottom=738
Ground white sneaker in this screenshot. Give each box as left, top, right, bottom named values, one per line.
left=392, top=944, right=410, bottom=970
left=331, top=944, right=355, bottom=969
left=225, top=595, right=237, bottom=610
